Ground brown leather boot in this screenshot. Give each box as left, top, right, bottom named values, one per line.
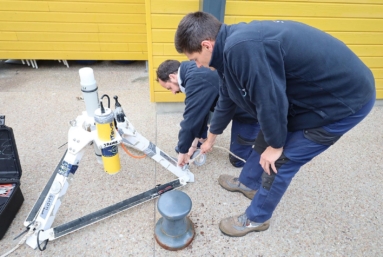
left=218, top=175, right=257, bottom=200
left=219, top=213, right=270, bottom=237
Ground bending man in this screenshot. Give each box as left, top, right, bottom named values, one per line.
left=175, top=12, right=376, bottom=237
left=156, top=60, right=260, bottom=168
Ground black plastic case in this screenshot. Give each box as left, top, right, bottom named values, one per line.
left=0, top=116, right=24, bottom=240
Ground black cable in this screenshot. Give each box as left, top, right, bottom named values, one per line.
left=100, top=94, right=110, bottom=108
left=37, top=230, right=49, bottom=251
left=13, top=221, right=33, bottom=240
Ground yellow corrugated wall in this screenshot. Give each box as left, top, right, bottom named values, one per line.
left=146, top=0, right=198, bottom=102
left=146, top=0, right=383, bottom=101
left=0, top=0, right=148, bottom=60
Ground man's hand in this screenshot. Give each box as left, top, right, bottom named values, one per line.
left=200, top=141, right=213, bottom=154
left=177, top=153, right=190, bottom=167
left=188, top=145, right=197, bottom=156
left=259, top=146, right=283, bottom=175
left=200, top=133, right=217, bottom=154
left=187, top=137, right=200, bottom=156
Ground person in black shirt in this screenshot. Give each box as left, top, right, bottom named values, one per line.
left=156, top=60, right=260, bottom=168
left=174, top=11, right=375, bottom=236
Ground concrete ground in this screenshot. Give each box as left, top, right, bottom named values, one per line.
left=0, top=60, right=382, bottom=256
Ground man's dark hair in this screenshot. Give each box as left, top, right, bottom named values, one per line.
left=156, top=60, right=181, bottom=82
left=175, top=11, right=222, bottom=54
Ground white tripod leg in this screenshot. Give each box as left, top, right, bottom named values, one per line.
left=25, top=150, right=85, bottom=249
left=25, top=116, right=95, bottom=249
left=117, top=119, right=194, bottom=184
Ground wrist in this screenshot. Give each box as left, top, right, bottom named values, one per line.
left=268, top=146, right=283, bottom=150
left=207, top=132, right=217, bottom=144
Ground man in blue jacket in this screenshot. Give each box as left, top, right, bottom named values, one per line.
left=175, top=12, right=376, bottom=237
left=156, top=60, right=260, bottom=169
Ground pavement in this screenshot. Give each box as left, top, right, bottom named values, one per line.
left=0, top=60, right=382, bottom=256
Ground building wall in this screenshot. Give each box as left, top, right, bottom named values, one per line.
left=146, top=0, right=383, bottom=101
left=225, top=0, right=383, bottom=99
left=145, top=0, right=198, bottom=102
left=0, top=0, right=147, bottom=60
left=0, top=0, right=381, bottom=99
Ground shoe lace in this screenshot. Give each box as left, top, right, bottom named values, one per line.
left=232, top=177, right=242, bottom=187
left=233, top=177, right=248, bottom=189
left=238, top=213, right=249, bottom=227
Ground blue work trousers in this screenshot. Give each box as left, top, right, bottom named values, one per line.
left=239, top=94, right=375, bottom=222
left=229, top=119, right=260, bottom=167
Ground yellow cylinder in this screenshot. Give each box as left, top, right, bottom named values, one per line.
left=94, top=108, right=121, bottom=174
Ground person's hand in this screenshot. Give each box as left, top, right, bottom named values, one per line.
left=188, top=145, right=197, bottom=156
left=200, top=140, right=213, bottom=154
left=259, top=146, right=283, bottom=175
left=198, top=138, right=206, bottom=144
left=177, top=153, right=190, bottom=167
left=200, top=133, right=217, bottom=154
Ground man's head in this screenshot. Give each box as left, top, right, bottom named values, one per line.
left=156, top=60, right=181, bottom=94
left=175, top=11, right=222, bottom=68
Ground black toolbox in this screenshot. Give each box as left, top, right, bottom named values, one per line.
left=0, top=115, right=24, bottom=240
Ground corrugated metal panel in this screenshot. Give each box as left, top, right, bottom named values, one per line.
left=147, top=0, right=382, bottom=101
left=0, top=0, right=148, bottom=60
left=153, top=91, right=185, bottom=102
left=227, top=0, right=381, bottom=4
left=0, top=51, right=146, bottom=60
left=147, top=0, right=198, bottom=102
left=225, top=0, right=383, bottom=98
left=226, top=2, right=383, bottom=18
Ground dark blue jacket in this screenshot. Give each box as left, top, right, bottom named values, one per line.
left=177, top=61, right=256, bottom=153
left=209, top=21, right=375, bottom=148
